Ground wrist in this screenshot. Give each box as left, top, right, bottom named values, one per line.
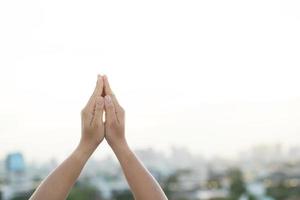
left=107, top=138, right=128, bottom=150
left=109, top=139, right=131, bottom=156
left=75, top=142, right=97, bottom=160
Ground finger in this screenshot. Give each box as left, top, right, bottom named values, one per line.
left=92, top=96, right=104, bottom=126
left=103, top=75, right=113, bottom=95
left=85, top=75, right=104, bottom=112
left=103, top=75, right=121, bottom=108
left=104, top=95, right=118, bottom=124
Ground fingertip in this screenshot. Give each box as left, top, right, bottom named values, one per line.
left=103, top=75, right=113, bottom=95
left=103, top=75, right=110, bottom=86
left=98, top=75, right=103, bottom=83
left=96, top=75, right=104, bottom=91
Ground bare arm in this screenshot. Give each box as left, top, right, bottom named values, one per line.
left=29, top=145, right=94, bottom=200
left=30, top=76, right=105, bottom=200
left=103, top=76, right=168, bottom=200
left=111, top=141, right=168, bottom=200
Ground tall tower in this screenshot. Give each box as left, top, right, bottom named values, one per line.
left=5, top=152, right=26, bottom=185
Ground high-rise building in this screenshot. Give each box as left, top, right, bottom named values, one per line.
left=5, top=153, right=25, bottom=173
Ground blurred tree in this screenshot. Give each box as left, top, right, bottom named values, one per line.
left=67, top=185, right=102, bottom=200
left=111, top=189, right=134, bottom=200
left=247, top=193, right=257, bottom=200
left=163, top=169, right=191, bottom=200
left=228, top=168, right=246, bottom=200
left=10, top=185, right=102, bottom=200
left=164, top=172, right=179, bottom=199
left=11, top=190, right=35, bottom=200
left=266, top=181, right=300, bottom=200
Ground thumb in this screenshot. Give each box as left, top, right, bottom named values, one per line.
left=92, top=96, right=104, bottom=126
left=104, top=95, right=117, bottom=124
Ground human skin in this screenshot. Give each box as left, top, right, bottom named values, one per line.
left=29, top=75, right=105, bottom=200
left=29, top=75, right=168, bottom=200
left=103, top=75, right=168, bottom=200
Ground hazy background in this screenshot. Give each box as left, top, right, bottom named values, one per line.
left=1, top=0, right=300, bottom=162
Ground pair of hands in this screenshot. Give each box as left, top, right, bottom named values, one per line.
left=79, top=75, right=126, bottom=152
left=29, top=74, right=168, bottom=200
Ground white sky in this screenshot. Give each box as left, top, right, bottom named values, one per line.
left=1, top=0, right=300, bottom=162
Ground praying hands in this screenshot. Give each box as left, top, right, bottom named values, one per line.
left=29, top=75, right=168, bottom=200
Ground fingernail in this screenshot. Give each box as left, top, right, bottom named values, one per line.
left=105, top=95, right=111, bottom=104
left=98, top=74, right=101, bottom=79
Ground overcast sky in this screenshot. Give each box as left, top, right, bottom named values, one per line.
left=1, top=0, right=300, bottom=162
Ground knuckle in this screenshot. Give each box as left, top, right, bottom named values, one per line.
left=81, top=109, right=88, bottom=116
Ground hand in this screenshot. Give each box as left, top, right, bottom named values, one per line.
left=79, top=75, right=105, bottom=152
left=102, top=75, right=126, bottom=148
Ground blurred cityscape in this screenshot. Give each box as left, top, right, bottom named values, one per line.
left=1, top=144, right=300, bottom=200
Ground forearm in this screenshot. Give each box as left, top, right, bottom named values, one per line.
left=102, top=75, right=167, bottom=199
left=30, top=75, right=105, bottom=200
left=29, top=144, right=94, bottom=200
left=111, top=141, right=168, bottom=200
